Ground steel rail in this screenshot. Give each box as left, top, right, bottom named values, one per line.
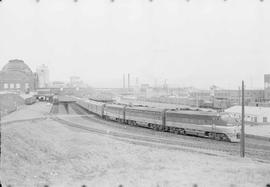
left=53, top=112, right=270, bottom=162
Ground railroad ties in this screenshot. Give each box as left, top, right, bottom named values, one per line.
left=51, top=95, right=77, bottom=114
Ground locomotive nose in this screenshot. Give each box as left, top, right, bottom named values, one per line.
left=234, top=125, right=241, bottom=139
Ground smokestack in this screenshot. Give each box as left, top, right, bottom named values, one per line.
left=128, top=73, right=130, bottom=90
left=123, top=74, right=125, bottom=89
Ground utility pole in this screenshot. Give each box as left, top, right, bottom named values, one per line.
left=238, top=86, right=241, bottom=105
left=240, top=80, right=245, bottom=157
left=0, top=110, right=2, bottom=160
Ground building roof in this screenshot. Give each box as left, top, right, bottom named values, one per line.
left=225, top=105, right=270, bottom=117
left=1, top=59, right=33, bottom=75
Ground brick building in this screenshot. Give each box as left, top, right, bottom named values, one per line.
left=0, top=59, right=37, bottom=92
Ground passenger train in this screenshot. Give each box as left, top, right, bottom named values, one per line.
left=75, top=97, right=240, bottom=142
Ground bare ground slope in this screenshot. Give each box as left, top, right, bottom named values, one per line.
left=0, top=93, right=24, bottom=116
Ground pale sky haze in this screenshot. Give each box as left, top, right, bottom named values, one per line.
left=0, top=0, right=269, bottom=89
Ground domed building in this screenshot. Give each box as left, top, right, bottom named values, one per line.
left=0, top=59, right=37, bottom=92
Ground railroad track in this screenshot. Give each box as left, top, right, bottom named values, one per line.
left=1, top=117, right=50, bottom=126
left=70, top=102, right=270, bottom=145
left=2, top=103, right=268, bottom=161
left=52, top=116, right=231, bottom=157
left=51, top=103, right=270, bottom=162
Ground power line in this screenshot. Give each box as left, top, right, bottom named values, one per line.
left=240, top=80, right=245, bottom=158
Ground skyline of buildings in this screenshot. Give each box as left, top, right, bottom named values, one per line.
left=0, top=59, right=269, bottom=103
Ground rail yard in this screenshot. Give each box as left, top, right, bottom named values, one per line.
left=1, top=100, right=270, bottom=186
left=2, top=1, right=270, bottom=186
left=53, top=101, right=270, bottom=162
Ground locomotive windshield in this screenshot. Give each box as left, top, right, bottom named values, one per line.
left=220, top=113, right=240, bottom=125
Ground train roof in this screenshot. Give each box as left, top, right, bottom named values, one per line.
left=105, top=103, right=126, bottom=109
left=86, top=99, right=105, bottom=106
left=167, top=109, right=220, bottom=117
left=126, top=106, right=164, bottom=112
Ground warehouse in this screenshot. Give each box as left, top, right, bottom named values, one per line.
left=225, top=106, right=270, bottom=124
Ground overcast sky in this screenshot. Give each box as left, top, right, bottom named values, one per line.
left=0, top=0, right=269, bottom=89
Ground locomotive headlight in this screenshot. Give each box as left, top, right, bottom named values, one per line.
left=235, top=125, right=240, bottom=133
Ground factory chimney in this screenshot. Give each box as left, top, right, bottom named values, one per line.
left=123, top=74, right=125, bottom=89
left=128, top=73, right=130, bottom=90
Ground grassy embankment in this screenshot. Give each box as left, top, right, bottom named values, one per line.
left=0, top=93, right=24, bottom=117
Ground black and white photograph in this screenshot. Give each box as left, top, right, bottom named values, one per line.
left=0, top=0, right=270, bottom=186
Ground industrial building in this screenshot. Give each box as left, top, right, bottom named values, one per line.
left=36, top=64, right=50, bottom=88
left=214, top=89, right=264, bottom=105
left=225, top=106, right=270, bottom=124
left=51, top=81, right=66, bottom=88
left=69, top=76, right=84, bottom=88
left=265, top=74, right=270, bottom=101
